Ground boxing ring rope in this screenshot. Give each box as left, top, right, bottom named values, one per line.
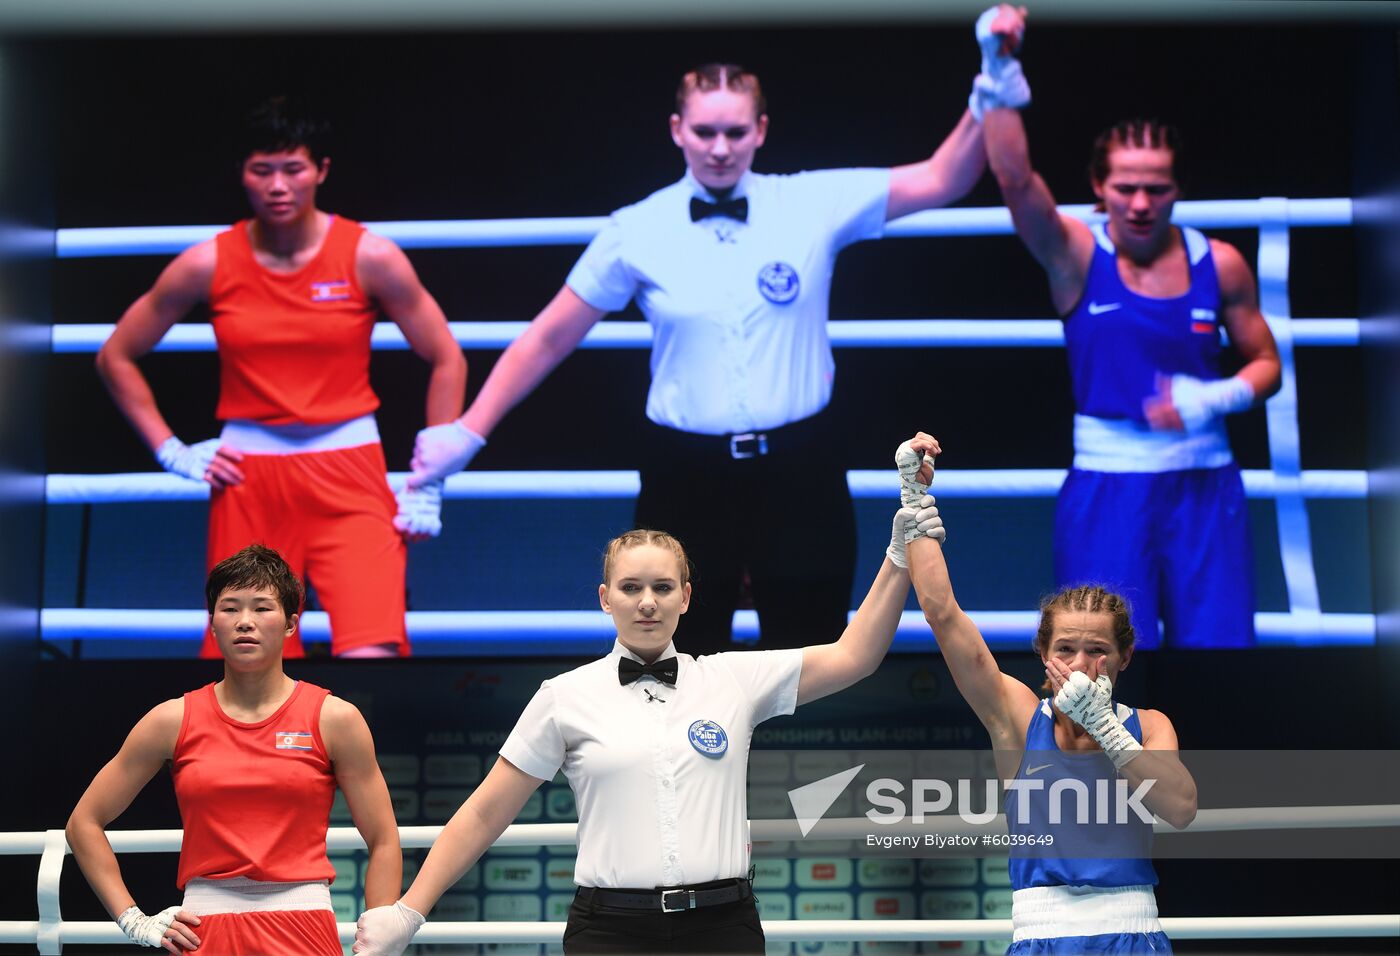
left=5, top=808, right=1397, bottom=950
left=48, top=317, right=1362, bottom=352
left=54, top=197, right=1351, bottom=257
left=48, top=197, right=1365, bottom=646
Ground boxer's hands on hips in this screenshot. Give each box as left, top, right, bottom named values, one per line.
left=154, top=436, right=244, bottom=488
left=116, top=905, right=201, bottom=952
left=354, top=900, right=426, bottom=956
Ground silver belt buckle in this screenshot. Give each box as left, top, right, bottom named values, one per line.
left=728, top=432, right=768, bottom=459
left=661, top=889, right=696, bottom=913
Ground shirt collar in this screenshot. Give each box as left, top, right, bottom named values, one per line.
left=683, top=168, right=754, bottom=202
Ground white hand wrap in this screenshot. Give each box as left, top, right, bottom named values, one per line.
left=117, top=905, right=183, bottom=948
left=886, top=507, right=918, bottom=569
left=154, top=436, right=221, bottom=483
left=409, top=421, right=485, bottom=486
left=354, top=900, right=426, bottom=956
left=393, top=479, right=444, bottom=537
left=1052, top=672, right=1143, bottom=770
left=1167, top=374, right=1254, bottom=432
left=908, top=494, right=947, bottom=544
left=895, top=440, right=935, bottom=509
left=969, top=5, right=1031, bottom=120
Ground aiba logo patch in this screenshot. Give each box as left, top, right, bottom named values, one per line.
left=687, top=719, right=729, bottom=757
left=757, top=262, right=800, bottom=304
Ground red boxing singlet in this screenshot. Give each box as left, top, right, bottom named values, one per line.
left=173, top=681, right=337, bottom=889
left=210, top=216, right=380, bottom=425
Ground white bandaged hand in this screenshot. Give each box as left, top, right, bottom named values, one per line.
left=1052, top=672, right=1143, bottom=770
left=409, top=421, right=485, bottom=487
left=117, top=905, right=183, bottom=948
left=895, top=440, right=935, bottom=509
left=969, top=5, right=1031, bottom=120
left=394, top=479, right=444, bottom=538
left=886, top=507, right=919, bottom=569
left=1167, top=374, right=1254, bottom=432
left=908, top=494, right=947, bottom=544
left=354, top=900, right=426, bottom=956
left=154, top=436, right=221, bottom=483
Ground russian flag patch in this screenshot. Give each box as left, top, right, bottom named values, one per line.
left=276, top=731, right=314, bottom=751
left=1190, top=307, right=1217, bottom=335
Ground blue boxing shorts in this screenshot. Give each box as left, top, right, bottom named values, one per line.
left=1007, top=931, right=1173, bottom=954
left=1054, top=464, right=1255, bottom=649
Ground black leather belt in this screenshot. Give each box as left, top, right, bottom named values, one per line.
left=645, top=407, right=831, bottom=461
left=577, top=878, right=752, bottom=913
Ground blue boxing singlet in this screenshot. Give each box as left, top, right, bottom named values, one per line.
left=1006, top=699, right=1158, bottom=891
left=1064, top=224, right=1225, bottom=425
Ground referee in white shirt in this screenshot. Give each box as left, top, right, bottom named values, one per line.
left=405, top=59, right=990, bottom=652
left=354, top=436, right=947, bottom=954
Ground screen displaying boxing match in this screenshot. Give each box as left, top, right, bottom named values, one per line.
left=35, top=24, right=1375, bottom=660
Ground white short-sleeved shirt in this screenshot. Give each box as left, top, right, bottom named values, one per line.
left=566, top=168, right=891, bottom=435
left=499, top=639, right=803, bottom=889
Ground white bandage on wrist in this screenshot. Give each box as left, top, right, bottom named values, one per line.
left=1167, top=374, right=1255, bottom=432
left=394, top=479, right=445, bottom=537
left=969, top=5, right=1031, bottom=121
left=1052, top=672, right=1143, bottom=770
left=154, top=436, right=221, bottom=482
left=117, top=905, right=182, bottom=948
left=354, top=900, right=426, bottom=956
left=908, top=494, right=947, bottom=544
left=886, top=507, right=918, bottom=568
left=895, top=440, right=935, bottom=509
left=410, top=421, right=485, bottom=486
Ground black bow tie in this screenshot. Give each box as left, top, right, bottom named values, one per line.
left=618, top=656, right=679, bottom=686
left=690, top=196, right=748, bottom=223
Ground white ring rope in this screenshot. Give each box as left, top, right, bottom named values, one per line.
left=47, top=317, right=1361, bottom=352
left=3, top=914, right=1395, bottom=947
left=53, top=197, right=1352, bottom=257
left=44, top=467, right=1369, bottom=505
left=6, top=806, right=1394, bottom=856
left=2, top=809, right=1394, bottom=948
left=38, top=608, right=1380, bottom=646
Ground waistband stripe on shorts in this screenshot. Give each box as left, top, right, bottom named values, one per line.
left=1012, top=884, right=1162, bottom=942
left=182, top=877, right=333, bottom=915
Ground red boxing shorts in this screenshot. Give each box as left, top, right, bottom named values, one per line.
left=201, top=442, right=408, bottom=658
left=194, top=909, right=343, bottom=956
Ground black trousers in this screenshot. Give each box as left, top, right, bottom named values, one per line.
left=633, top=411, right=857, bottom=654
left=562, top=892, right=765, bottom=955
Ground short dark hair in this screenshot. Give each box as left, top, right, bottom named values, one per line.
left=205, top=544, right=304, bottom=619
left=237, top=95, right=331, bottom=166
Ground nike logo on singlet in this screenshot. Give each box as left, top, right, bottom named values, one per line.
left=1025, top=763, right=1054, bottom=776
left=1087, top=301, right=1123, bottom=315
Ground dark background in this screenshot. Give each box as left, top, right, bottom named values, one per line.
left=1, top=10, right=1397, bottom=954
